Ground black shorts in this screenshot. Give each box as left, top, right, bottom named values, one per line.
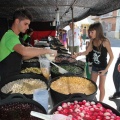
left=92, top=65, right=108, bottom=76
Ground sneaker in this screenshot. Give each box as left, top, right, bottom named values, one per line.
left=109, top=92, right=120, bottom=99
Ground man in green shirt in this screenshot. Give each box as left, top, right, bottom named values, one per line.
left=23, top=28, right=33, bottom=46
left=0, top=8, right=57, bottom=80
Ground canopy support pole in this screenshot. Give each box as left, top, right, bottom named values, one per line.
left=71, top=7, right=74, bottom=55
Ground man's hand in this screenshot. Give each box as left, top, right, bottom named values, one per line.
left=49, top=49, right=57, bottom=57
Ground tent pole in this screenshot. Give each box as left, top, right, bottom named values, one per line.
left=71, top=7, right=74, bottom=55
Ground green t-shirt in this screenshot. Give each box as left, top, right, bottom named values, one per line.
left=0, top=30, right=21, bottom=61
left=23, top=34, right=29, bottom=41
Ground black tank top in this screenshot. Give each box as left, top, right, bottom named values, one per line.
left=92, top=42, right=107, bottom=68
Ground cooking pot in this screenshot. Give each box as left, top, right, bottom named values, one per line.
left=50, top=38, right=64, bottom=46
left=21, top=57, right=40, bottom=69
left=50, top=63, right=84, bottom=79
left=50, top=75, right=97, bottom=105
left=0, top=93, right=46, bottom=120
left=55, top=54, right=76, bottom=63
left=0, top=73, right=48, bottom=99
left=50, top=94, right=120, bottom=119
left=75, top=60, right=85, bottom=69
left=52, top=47, right=68, bottom=54
left=58, top=53, right=71, bottom=57
left=57, top=47, right=68, bottom=52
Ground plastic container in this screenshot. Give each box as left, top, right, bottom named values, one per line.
left=33, top=89, right=49, bottom=112
left=39, top=57, right=51, bottom=80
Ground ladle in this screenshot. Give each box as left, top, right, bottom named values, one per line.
left=50, top=61, right=68, bottom=74
left=30, top=111, right=71, bottom=120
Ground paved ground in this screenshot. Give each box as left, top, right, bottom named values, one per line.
left=77, top=37, right=120, bottom=110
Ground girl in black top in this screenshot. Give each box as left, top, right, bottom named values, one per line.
left=72, top=22, right=114, bottom=102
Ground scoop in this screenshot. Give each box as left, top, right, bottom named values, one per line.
left=50, top=61, right=68, bottom=74
left=30, top=111, right=71, bottom=120
left=45, top=54, right=55, bottom=61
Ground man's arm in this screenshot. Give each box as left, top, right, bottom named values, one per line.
left=13, top=44, right=57, bottom=60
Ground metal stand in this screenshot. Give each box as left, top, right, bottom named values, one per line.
left=109, top=98, right=120, bottom=112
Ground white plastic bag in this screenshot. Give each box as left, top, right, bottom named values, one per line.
left=39, top=56, right=50, bottom=80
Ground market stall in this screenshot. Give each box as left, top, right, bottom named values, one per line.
left=0, top=39, right=120, bottom=119
left=0, top=0, right=120, bottom=119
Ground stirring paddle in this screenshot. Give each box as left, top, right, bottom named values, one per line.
left=30, top=111, right=72, bottom=120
